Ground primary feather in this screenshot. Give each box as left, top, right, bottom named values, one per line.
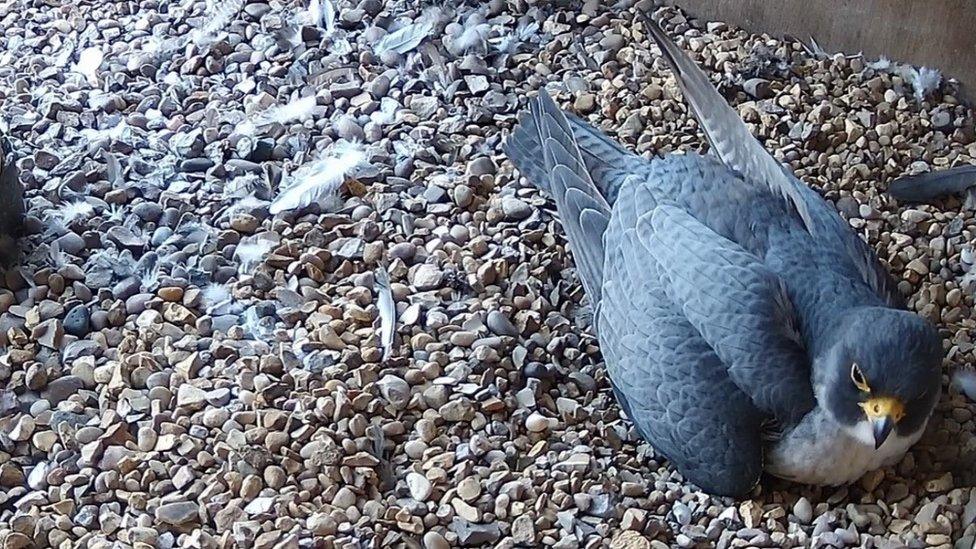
left=888, top=165, right=976, bottom=202
left=323, top=0, right=336, bottom=34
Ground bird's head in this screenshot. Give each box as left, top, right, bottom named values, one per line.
left=819, top=307, right=942, bottom=449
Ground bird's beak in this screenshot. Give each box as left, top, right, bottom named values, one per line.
left=859, top=396, right=905, bottom=449
left=871, top=416, right=894, bottom=449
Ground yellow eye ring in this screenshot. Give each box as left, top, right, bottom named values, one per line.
left=850, top=363, right=871, bottom=393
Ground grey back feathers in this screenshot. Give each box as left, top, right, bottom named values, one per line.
left=640, top=14, right=903, bottom=310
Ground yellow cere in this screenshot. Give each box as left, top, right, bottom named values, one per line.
left=859, top=396, right=906, bottom=423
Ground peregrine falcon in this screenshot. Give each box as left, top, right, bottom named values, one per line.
left=503, top=17, right=943, bottom=496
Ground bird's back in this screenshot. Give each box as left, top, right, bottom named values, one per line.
left=626, top=154, right=889, bottom=352
left=508, top=101, right=808, bottom=258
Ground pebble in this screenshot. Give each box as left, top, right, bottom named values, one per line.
left=407, top=472, right=432, bottom=501
left=486, top=310, right=519, bottom=336
left=440, top=400, right=474, bottom=422
left=423, top=531, right=450, bottom=549
left=526, top=412, right=551, bottom=432
left=452, top=517, right=501, bottom=546
left=412, top=264, right=443, bottom=290
left=501, top=196, right=532, bottom=220
left=63, top=304, right=91, bottom=337
left=333, top=487, right=357, bottom=508
left=176, top=385, right=207, bottom=409
left=154, top=502, right=199, bottom=525
left=793, top=497, right=813, bottom=524
left=456, top=476, right=481, bottom=501
left=43, top=376, right=84, bottom=403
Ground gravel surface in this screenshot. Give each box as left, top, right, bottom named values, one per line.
left=0, top=0, right=974, bottom=548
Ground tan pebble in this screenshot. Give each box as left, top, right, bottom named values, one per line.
left=31, top=430, right=58, bottom=452
left=157, top=287, right=184, bottom=301
left=456, top=476, right=481, bottom=501
left=423, top=531, right=449, bottom=549
left=609, top=531, right=651, bottom=549
left=136, top=427, right=157, bottom=452
left=240, top=474, right=263, bottom=499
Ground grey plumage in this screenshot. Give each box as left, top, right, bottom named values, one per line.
left=0, top=137, right=24, bottom=265
left=888, top=165, right=976, bottom=203
left=504, top=16, right=941, bottom=496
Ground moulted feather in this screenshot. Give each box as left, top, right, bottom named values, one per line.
left=447, top=11, right=489, bottom=56
left=373, top=10, right=441, bottom=55
left=953, top=369, right=976, bottom=403
left=304, top=0, right=337, bottom=34
left=47, top=201, right=95, bottom=229
left=236, top=95, right=319, bottom=136
left=191, top=0, right=244, bottom=48
left=375, top=266, right=396, bottom=360
left=73, top=47, right=104, bottom=85
left=903, top=66, right=942, bottom=102
left=369, top=97, right=400, bottom=125
left=269, top=141, right=366, bottom=214
left=235, top=235, right=276, bottom=274
left=201, top=283, right=240, bottom=315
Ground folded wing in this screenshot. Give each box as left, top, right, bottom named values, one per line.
left=600, top=184, right=765, bottom=497
left=642, top=14, right=903, bottom=309
left=640, top=204, right=815, bottom=425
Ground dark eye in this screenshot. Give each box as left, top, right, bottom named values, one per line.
left=850, top=363, right=870, bottom=392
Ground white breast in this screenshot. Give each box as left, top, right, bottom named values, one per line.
left=765, top=407, right=925, bottom=486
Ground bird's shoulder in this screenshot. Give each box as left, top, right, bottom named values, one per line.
left=606, top=152, right=799, bottom=258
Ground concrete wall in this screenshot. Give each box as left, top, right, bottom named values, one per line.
left=670, top=0, right=976, bottom=99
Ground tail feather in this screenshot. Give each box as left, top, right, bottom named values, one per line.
left=563, top=111, right=641, bottom=203
left=505, top=97, right=640, bottom=203
left=564, top=111, right=633, bottom=161
left=535, top=95, right=597, bottom=203
left=504, top=90, right=612, bottom=301
left=505, top=108, right=552, bottom=192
